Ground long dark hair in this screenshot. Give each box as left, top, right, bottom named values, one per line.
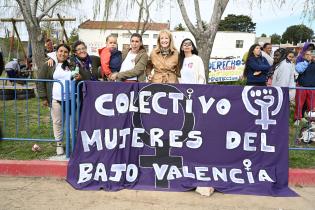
left=130, top=33, right=145, bottom=51
left=179, top=38, right=198, bottom=70
left=262, top=43, right=271, bottom=50
left=267, top=48, right=287, bottom=79
left=55, top=43, right=70, bottom=70
left=243, top=43, right=261, bottom=78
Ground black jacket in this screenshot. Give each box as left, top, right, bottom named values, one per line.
left=297, top=62, right=315, bottom=87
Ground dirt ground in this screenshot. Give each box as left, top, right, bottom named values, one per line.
left=0, top=176, right=314, bottom=210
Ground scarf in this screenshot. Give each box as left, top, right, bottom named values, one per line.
left=74, top=55, right=95, bottom=80
left=74, top=55, right=92, bottom=70
left=160, top=48, right=170, bottom=57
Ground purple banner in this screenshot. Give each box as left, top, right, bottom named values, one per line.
left=67, top=81, right=297, bottom=196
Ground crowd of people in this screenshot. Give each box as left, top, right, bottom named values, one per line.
left=36, top=30, right=207, bottom=155
left=243, top=42, right=315, bottom=126
left=1, top=29, right=314, bottom=154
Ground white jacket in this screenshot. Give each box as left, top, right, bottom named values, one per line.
left=272, top=60, right=296, bottom=101
left=179, top=54, right=206, bottom=84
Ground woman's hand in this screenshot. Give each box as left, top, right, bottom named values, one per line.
left=110, top=73, right=118, bottom=81
left=46, top=59, right=54, bottom=67
left=74, top=73, right=82, bottom=81
left=147, top=74, right=153, bottom=81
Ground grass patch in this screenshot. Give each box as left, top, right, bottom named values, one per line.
left=0, top=97, right=61, bottom=159
left=0, top=141, right=56, bottom=160
left=289, top=150, right=315, bottom=168
left=1, top=97, right=53, bottom=139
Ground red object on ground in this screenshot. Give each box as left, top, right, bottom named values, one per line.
left=289, top=168, right=315, bottom=186
left=0, top=160, right=314, bottom=186
left=0, top=160, right=67, bottom=178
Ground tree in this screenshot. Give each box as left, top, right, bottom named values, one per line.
left=93, top=0, right=158, bottom=36
left=270, top=33, right=281, bottom=44
left=68, top=28, right=79, bottom=46
left=282, top=24, right=314, bottom=45
left=3, top=0, right=80, bottom=73
left=261, top=33, right=267, bottom=37
left=174, top=23, right=185, bottom=31
left=177, top=0, right=229, bottom=82
left=218, top=14, right=256, bottom=33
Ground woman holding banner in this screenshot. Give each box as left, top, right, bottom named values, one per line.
left=243, top=44, right=270, bottom=86
left=146, top=30, right=179, bottom=83
left=109, top=33, right=148, bottom=82
left=178, top=38, right=206, bottom=84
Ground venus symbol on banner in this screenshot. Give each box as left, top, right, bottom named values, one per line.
left=242, top=86, right=283, bottom=130
left=132, top=84, right=195, bottom=189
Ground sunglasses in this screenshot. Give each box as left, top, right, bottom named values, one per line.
left=182, top=42, right=192, bottom=47
left=76, top=47, right=87, bottom=52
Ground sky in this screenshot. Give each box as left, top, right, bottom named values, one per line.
left=0, top=0, right=314, bottom=41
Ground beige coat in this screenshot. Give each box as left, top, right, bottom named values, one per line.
left=146, top=48, right=179, bottom=83
left=116, top=48, right=148, bottom=82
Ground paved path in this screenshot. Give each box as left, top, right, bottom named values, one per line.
left=0, top=176, right=314, bottom=210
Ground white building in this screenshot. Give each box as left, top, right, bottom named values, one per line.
left=78, top=20, right=168, bottom=55
left=78, top=20, right=256, bottom=58
left=172, top=31, right=256, bottom=59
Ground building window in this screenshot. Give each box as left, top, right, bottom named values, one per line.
left=123, top=44, right=130, bottom=51
left=111, top=33, right=118, bottom=37
left=236, top=40, right=244, bottom=48
left=122, top=33, right=130, bottom=38
left=153, top=45, right=157, bottom=49
left=153, top=34, right=158, bottom=39
left=142, top=34, right=149, bottom=38
left=144, top=45, right=149, bottom=52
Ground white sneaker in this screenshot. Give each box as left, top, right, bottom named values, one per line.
left=307, top=112, right=315, bottom=118
left=56, top=142, right=64, bottom=155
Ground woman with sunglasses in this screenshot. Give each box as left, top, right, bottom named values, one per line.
left=70, top=40, right=101, bottom=81
left=178, top=38, right=206, bottom=84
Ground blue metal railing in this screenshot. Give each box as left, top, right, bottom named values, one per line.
left=0, top=78, right=71, bottom=157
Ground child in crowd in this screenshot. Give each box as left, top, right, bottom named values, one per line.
left=98, top=35, right=122, bottom=80
left=294, top=50, right=315, bottom=125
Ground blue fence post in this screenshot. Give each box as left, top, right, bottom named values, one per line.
left=65, top=80, right=70, bottom=158
left=71, top=80, right=77, bottom=153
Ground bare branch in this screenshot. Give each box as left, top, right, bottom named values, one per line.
left=140, top=0, right=150, bottom=35
left=37, top=0, right=64, bottom=21
left=177, top=0, right=197, bottom=36
left=194, top=0, right=203, bottom=30
left=136, top=0, right=144, bottom=34
left=32, top=0, right=39, bottom=18
left=206, top=0, right=229, bottom=35
left=147, top=0, right=154, bottom=7
left=15, top=0, right=36, bottom=26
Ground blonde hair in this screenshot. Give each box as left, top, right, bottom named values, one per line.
left=106, top=34, right=117, bottom=43
left=156, top=30, right=177, bottom=52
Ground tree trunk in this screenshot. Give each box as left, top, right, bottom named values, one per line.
left=25, top=24, right=46, bottom=76
left=177, top=0, right=229, bottom=84
left=195, top=36, right=212, bottom=83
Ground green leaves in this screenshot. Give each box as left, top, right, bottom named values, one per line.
left=218, top=14, right=256, bottom=33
